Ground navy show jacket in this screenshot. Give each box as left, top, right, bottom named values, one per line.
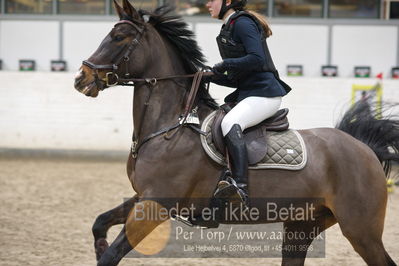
left=212, top=15, right=289, bottom=103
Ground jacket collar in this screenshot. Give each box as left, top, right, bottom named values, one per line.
left=223, top=11, right=236, bottom=25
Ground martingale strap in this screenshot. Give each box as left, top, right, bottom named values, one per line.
left=131, top=122, right=180, bottom=158
left=130, top=71, right=210, bottom=158
left=131, top=118, right=206, bottom=158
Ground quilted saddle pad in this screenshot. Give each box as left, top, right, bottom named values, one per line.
left=200, top=112, right=308, bottom=170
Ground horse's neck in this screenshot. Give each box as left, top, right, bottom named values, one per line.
left=132, top=32, right=191, bottom=140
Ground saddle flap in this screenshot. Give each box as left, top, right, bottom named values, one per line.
left=244, top=129, right=268, bottom=165
left=211, top=109, right=226, bottom=156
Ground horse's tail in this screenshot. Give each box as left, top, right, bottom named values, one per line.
left=336, top=100, right=399, bottom=177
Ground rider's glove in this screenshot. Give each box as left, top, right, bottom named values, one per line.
left=212, top=61, right=227, bottom=75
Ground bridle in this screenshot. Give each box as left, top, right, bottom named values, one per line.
left=81, top=19, right=214, bottom=159
left=82, top=19, right=146, bottom=89
left=82, top=19, right=212, bottom=87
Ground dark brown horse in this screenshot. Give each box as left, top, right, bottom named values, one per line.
left=74, top=1, right=398, bottom=265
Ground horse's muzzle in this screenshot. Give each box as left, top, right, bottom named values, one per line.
left=74, top=67, right=101, bottom=97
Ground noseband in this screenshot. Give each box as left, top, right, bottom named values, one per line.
left=82, top=19, right=145, bottom=88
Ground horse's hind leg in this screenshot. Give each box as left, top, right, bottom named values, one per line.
left=336, top=211, right=395, bottom=265
left=339, top=223, right=395, bottom=265
left=332, top=178, right=396, bottom=265
left=93, top=195, right=139, bottom=260
left=281, top=213, right=337, bottom=266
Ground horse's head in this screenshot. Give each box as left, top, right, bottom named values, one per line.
left=74, top=0, right=148, bottom=97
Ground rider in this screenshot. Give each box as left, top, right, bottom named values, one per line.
left=206, top=0, right=292, bottom=203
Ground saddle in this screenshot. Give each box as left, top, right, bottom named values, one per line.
left=211, top=104, right=289, bottom=165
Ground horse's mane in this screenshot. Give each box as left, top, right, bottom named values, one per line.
left=139, top=6, right=218, bottom=109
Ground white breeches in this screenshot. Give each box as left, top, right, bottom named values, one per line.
left=221, top=96, right=282, bottom=136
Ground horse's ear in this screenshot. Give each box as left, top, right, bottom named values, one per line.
left=114, top=0, right=126, bottom=19
left=122, top=0, right=142, bottom=21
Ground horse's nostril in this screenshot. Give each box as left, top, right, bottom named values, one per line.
left=74, top=69, right=86, bottom=88
left=75, top=68, right=85, bottom=79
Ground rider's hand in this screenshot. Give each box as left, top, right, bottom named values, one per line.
left=212, top=61, right=227, bottom=75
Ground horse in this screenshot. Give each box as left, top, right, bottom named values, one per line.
left=73, top=1, right=399, bottom=265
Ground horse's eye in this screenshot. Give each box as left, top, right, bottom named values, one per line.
left=114, top=35, right=125, bottom=42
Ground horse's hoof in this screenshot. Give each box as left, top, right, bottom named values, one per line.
left=95, top=238, right=109, bottom=261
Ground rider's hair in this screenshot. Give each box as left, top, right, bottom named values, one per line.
left=246, top=10, right=272, bottom=38
left=229, top=0, right=272, bottom=38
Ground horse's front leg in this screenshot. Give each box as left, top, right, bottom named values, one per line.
left=97, top=199, right=168, bottom=266
left=96, top=226, right=132, bottom=266
left=93, top=195, right=139, bottom=260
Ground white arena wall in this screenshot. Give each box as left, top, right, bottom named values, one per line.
left=0, top=71, right=398, bottom=151
left=0, top=18, right=398, bottom=77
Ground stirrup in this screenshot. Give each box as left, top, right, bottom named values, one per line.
left=214, top=177, right=248, bottom=205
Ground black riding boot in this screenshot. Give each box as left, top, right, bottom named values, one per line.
left=214, top=124, right=249, bottom=204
